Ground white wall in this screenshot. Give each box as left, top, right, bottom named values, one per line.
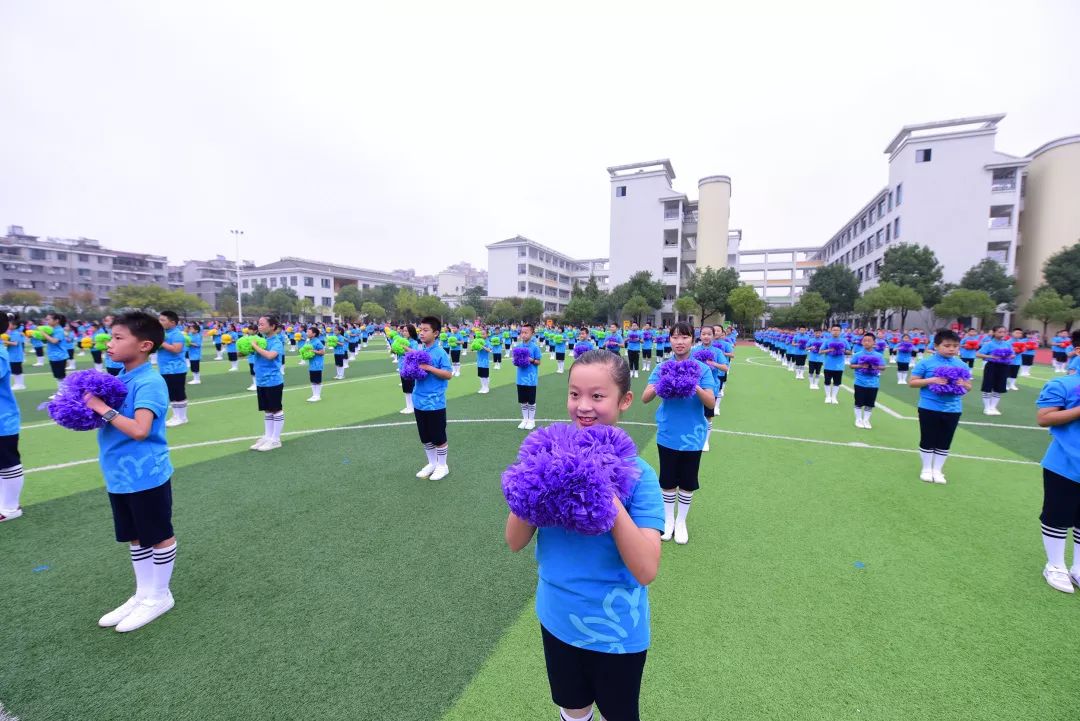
left=486, top=246, right=520, bottom=298
left=609, top=171, right=672, bottom=287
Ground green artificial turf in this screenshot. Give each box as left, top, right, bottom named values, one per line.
left=1, top=343, right=1075, bottom=721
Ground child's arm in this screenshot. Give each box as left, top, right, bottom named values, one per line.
left=420, top=364, right=454, bottom=380
left=641, top=384, right=657, bottom=404
left=160, top=337, right=184, bottom=354
left=908, top=374, right=945, bottom=388
left=1038, top=405, right=1080, bottom=428
left=505, top=512, right=537, bottom=552
left=84, top=394, right=155, bottom=441
left=697, top=385, right=716, bottom=409
left=610, top=497, right=661, bottom=585
left=251, top=343, right=279, bottom=360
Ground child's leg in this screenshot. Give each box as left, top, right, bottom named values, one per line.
left=931, top=411, right=961, bottom=477
left=0, top=459, right=25, bottom=516
left=917, top=409, right=935, bottom=475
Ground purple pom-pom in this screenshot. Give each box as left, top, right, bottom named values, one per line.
left=875, top=340, right=887, bottom=352
left=693, top=348, right=714, bottom=363
left=604, top=336, right=621, bottom=350
left=627, top=331, right=641, bottom=343
left=796, top=339, right=808, bottom=350
left=826, top=341, right=847, bottom=356
left=643, top=330, right=654, bottom=342
left=897, top=342, right=914, bottom=353
left=512, top=346, right=532, bottom=368
left=853, top=353, right=884, bottom=376
left=928, top=364, right=973, bottom=395
left=501, top=423, right=642, bottom=536
left=399, top=350, right=431, bottom=380
left=654, top=359, right=701, bottom=399
left=573, top=342, right=593, bottom=359
left=808, top=341, right=823, bottom=354
left=47, top=369, right=128, bottom=431
left=989, top=347, right=1014, bottom=364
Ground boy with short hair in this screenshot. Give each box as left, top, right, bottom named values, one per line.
left=413, top=316, right=454, bottom=481
left=515, top=322, right=543, bottom=430
left=908, top=330, right=971, bottom=484
left=157, top=310, right=190, bottom=427
left=1034, top=361, right=1080, bottom=593
left=0, top=313, right=25, bottom=522
left=83, top=311, right=178, bottom=632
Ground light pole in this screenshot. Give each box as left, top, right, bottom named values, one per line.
left=230, top=229, right=244, bottom=322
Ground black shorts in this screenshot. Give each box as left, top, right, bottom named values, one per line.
left=492, top=352, right=502, bottom=362
left=823, top=369, right=843, bottom=386
left=349, top=342, right=358, bottom=353
left=981, top=362, right=1009, bottom=394
left=414, top=408, right=447, bottom=446
left=335, top=354, right=345, bottom=367
left=67, top=349, right=75, bottom=360
left=853, top=385, right=878, bottom=408
left=190, top=359, right=201, bottom=373
left=450, top=349, right=461, bottom=363
left=1008, top=365, right=1020, bottom=379
left=792, top=354, right=806, bottom=367
left=309, top=370, right=323, bottom=384
left=249, top=363, right=256, bottom=376
left=657, top=444, right=703, bottom=491
left=91, top=350, right=103, bottom=363
left=0, top=434, right=21, bottom=469
left=963, top=357, right=975, bottom=368
left=1054, top=352, right=1068, bottom=363
left=642, top=349, right=652, bottom=359
left=555, top=352, right=565, bottom=361
left=1041, top=468, right=1080, bottom=528
left=34, top=346, right=43, bottom=357
left=162, top=373, right=187, bottom=402
left=108, top=479, right=173, bottom=547
left=401, top=376, right=416, bottom=393
left=808, top=361, right=823, bottom=375
left=704, top=403, right=715, bottom=419
left=541, top=625, right=646, bottom=721
left=10, top=361, right=22, bottom=375
left=918, top=408, right=961, bottom=452
left=256, top=384, right=284, bottom=412
left=214, top=342, right=222, bottom=350
left=517, top=384, right=537, bottom=405
left=49, top=359, right=67, bottom=380
left=1022, top=355, right=1034, bottom=366
left=228, top=351, right=238, bottom=362
left=897, top=361, right=910, bottom=371
left=478, top=367, right=490, bottom=378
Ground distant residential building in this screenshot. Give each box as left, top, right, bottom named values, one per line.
left=240, top=256, right=428, bottom=312
left=486, top=235, right=610, bottom=316
left=437, top=261, right=488, bottom=306
left=0, top=225, right=168, bottom=309
left=737, top=244, right=822, bottom=307
left=170, top=255, right=255, bottom=307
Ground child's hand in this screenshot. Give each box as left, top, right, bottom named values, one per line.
left=927, top=376, right=948, bottom=385
left=82, top=392, right=109, bottom=415
left=958, top=379, right=973, bottom=389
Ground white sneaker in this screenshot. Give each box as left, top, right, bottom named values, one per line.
left=987, top=408, right=1002, bottom=416
left=187, top=379, right=201, bottom=385
left=47, top=394, right=56, bottom=400
left=0, top=507, right=24, bottom=522
left=246, top=384, right=256, bottom=391
left=429, top=465, right=450, bottom=481
left=115, top=592, right=175, bottom=632
left=661, top=520, right=673, bottom=541
left=931, top=471, right=946, bottom=484
left=12, top=384, right=25, bottom=391
left=1044, top=564, right=1074, bottom=594
left=517, top=420, right=528, bottom=429
left=1070, top=568, right=1080, bottom=589
left=98, top=595, right=142, bottom=627
left=164, top=417, right=188, bottom=428
left=227, top=367, right=238, bottom=372
left=825, top=396, right=831, bottom=405
left=416, top=463, right=436, bottom=479
left=524, top=420, right=536, bottom=430
left=399, top=407, right=413, bottom=414
left=919, top=469, right=934, bottom=483
left=855, top=419, right=865, bottom=429
left=863, top=420, right=872, bottom=430
left=674, top=522, right=689, bottom=545
left=256, top=440, right=281, bottom=451
left=250, top=437, right=271, bottom=450
left=306, top=396, right=321, bottom=402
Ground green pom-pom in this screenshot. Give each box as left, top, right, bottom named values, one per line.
left=325, top=335, right=339, bottom=348
left=439, top=332, right=448, bottom=342
left=391, top=337, right=411, bottom=356
left=183, top=333, right=192, bottom=346
left=448, top=336, right=459, bottom=347
left=236, top=336, right=267, bottom=356
left=94, top=332, right=110, bottom=350
left=470, top=338, right=486, bottom=351
left=388, top=329, right=399, bottom=339
left=299, top=343, right=316, bottom=360
left=502, top=331, right=510, bottom=339
left=596, top=331, right=607, bottom=340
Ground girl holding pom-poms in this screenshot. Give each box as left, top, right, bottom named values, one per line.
left=394, top=325, right=420, bottom=413
left=473, top=333, right=493, bottom=394
left=513, top=323, right=543, bottom=430
left=184, top=322, right=203, bottom=385
left=2, top=318, right=26, bottom=391
left=907, top=329, right=972, bottom=484
left=850, top=333, right=886, bottom=429
left=625, top=322, right=642, bottom=378
left=691, top=325, right=727, bottom=451
left=642, top=321, right=715, bottom=544
left=248, top=315, right=285, bottom=451
left=504, top=349, right=663, bottom=721
left=894, top=334, right=914, bottom=385
left=303, top=326, right=326, bottom=402
left=0, top=312, right=25, bottom=522
left=976, top=326, right=1014, bottom=416
left=820, top=325, right=849, bottom=405
left=223, top=325, right=239, bottom=372
left=41, top=313, right=70, bottom=397
left=1005, top=328, right=1027, bottom=391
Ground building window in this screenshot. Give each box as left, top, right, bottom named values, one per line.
left=99, top=256, right=109, bottom=264
left=887, top=192, right=893, bottom=211
left=78, top=254, right=89, bottom=262
left=30, top=249, right=47, bottom=260
left=290, top=276, right=297, bottom=286
left=894, top=217, right=901, bottom=238
left=320, top=278, right=331, bottom=288
left=518, top=263, right=526, bottom=275
left=322, top=297, right=332, bottom=307
left=876, top=229, right=884, bottom=248
left=989, top=205, right=1014, bottom=229
left=877, top=199, right=885, bottom=217
left=616, top=186, right=627, bottom=197
left=279, top=276, right=287, bottom=287
left=270, top=277, right=277, bottom=287
left=519, top=247, right=526, bottom=257
left=916, top=148, right=932, bottom=163
left=304, top=276, right=314, bottom=287
left=56, top=252, right=67, bottom=260
left=896, top=183, right=903, bottom=205
left=886, top=224, right=891, bottom=242
left=242, top=279, right=249, bottom=288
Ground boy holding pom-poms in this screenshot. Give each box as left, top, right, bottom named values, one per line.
left=304, top=326, right=326, bottom=402
left=185, top=322, right=203, bottom=385
left=1034, top=359, right=1080, bottom=593
left=504, top=349, right=663, bottom=721
left=157, top=311, right=190, bottom=428
left=82, top=311, right=178, bottom=632
left=0, top=312, right=25, bottom=521
left=473, top=332, right=493, bottom=394
left=413, top=316, right=454, bottom=481
left=248, top=315, right=286, bottom=451
left=514, top=322, right=543, bottom=430
left=908, top=329, right=971, bottom=484
left=2, top=318, right=26, bottom=391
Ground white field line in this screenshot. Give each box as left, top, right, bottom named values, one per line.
left=24, top=417, right=1038, bottom=476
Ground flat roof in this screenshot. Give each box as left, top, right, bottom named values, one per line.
left=606, top=159, right=676, bottom=181
left=884, top=113, right=1005, bottom=155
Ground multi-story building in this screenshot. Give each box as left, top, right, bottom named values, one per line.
left=737, top=245, right=823, bottom=307
left=437, top=261, right=489, bottom=306
left=571, top=257, right=611, bottom=292
left=486, top=236, right=606, bottom=316
left=240, top=256, right=428, bottom=314
left=0, top=225, right=168, bottom=309
left=170, top=255, right=255, bottom=308
left=607, top=160, right=733, bottom=324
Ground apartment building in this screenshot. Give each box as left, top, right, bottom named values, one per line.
left=169, top=255, right=256, bottom=308
left=738, top=245, right=823, bottom=307
left=241, top=256, right=428, bottom=311
left=437, top=261, right=489, bottom=306
left=0, top=225, right=168, bottom=308
left=486, top=236, right=608, bottom=315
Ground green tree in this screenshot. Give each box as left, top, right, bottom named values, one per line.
left=856, top=282, right=924, bottom=330
left=1043, top=241, right=1080, bottom=300
left=879, top=243, right=945, bottom=311
left=296, top=297, right=316, bottom=321
left=575, top=275, right=602, bottom=302
left=333, top=300, right=358, bottom=321
left=395, top=289, right=420, bottom=319
left=415, top=294, right=450, bottom=320
left=336, top=285, right=364, bottom=309
left=360, top=301, right=387, bottom=321
left=1, top=290, right=45, bottom=313
left=684, top=267, right=740, bottom=324
left=621, top=294, right=653, bottom=323
left=768, top=305, right=795, bottom=328
left=726, top=285, right=767, bottom=329
left=1025, top=287, right=1080, bottom=335
left=264, top=288, right=298, bottom=318
left=960, top=258, right=1017, bottom=308
left=111, top=285, right=169, bottom=311
left=55, top=290, right=97, bottom=317
left=934, top=289, right=997, bottom=327
left=519, top=298, right=544, bottom=324
left=789, top=291, right=831, bottom=327
left=608, top=271, right=664, bottom=315
left=243, top=283, right=272, bottom=308
left=460, top=285, right=488, bottom=317
left=364, top=284, right=400, bottom=316
left=455, top=305, right=477, bottom=323
left=561, top=296, right=596, bottom=326
left=673, top=295, right=698, bottom=323
left=217, top=283, right=238, bottom=317
left=806, top=264, right=861, bottom=319
left=487, top=300, right=517, bottom=325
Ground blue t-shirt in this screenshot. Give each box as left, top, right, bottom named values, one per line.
left=911, top=354, right=969, bottom=413
left=97, top=362, right=173, bottom=494
left=852, top=350, right=885, bottom=388
left=516, top=340, right=542, bottom=387
left=45, top=326, right=67, bottom=361
left=254, top=334, right=286, bottom=387
left=6, top=330, right=24, bottom=364
left=186, top=332, right=202, bottom=361
left=1037, top=375, right=1080, bottom=482
left=691, top=344, right=724, bottom=388
left=156, top=327, right=187, bottom=375
left=822, top=338, right=848, bottom=371
left=29, top=328, right=43, bottom=348
left=959, top=337, right=980, bottom=359
left=413, top=343, right=452, bottom=411
left=307, top=337, right=325, bottom=372
left=534, top=456, right=664, bottom=654
left=979, top=339, right=1014, bottom=364
left=626, top=333, right=642, bottom=352
left=648, top=360, right=711, bottom=451
left=225, top=333, right=238, bottom=353
left=476, top=342, right=491, bottom=369
left=807, top=337, right=825, bottom=364
left=0, top=346, right=19, bottom=436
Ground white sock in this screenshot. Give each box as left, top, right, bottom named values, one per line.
left=521, top=404, right=529, bottom=420
left=435, top=445, right=448, bottom=467
left=481, top=378, right=489, bottom=391
left=982, top=393, right=991, bottom=411
left=560, top=708, right=594, bottom=721
left=453, top=363, right=460, bottom=374
left=13, top=373, right=23, bottom=387
left=271, top=413, right=284, bottom=441
left=931, top=451, right=947, bottom=473
left=676, top=490, right=693, bottom=524
left=855, top=408, right=864, bottom=423
left=405, top=393, right=414, bottom=411
left=130, top=544, right=154, bottom=600
left=1043, top=524, right=1067, bottom=568
left=557, top=361, right=564, bottom=372
left=662, top=491, right=676, bottom=529
left=863, top=408, right=873, bottom=424
left=311, top=383, right=318, bottom=396
left=263, top=413, right=273, bottom=439
left=1073, top=529, right=1080, bottom=574
left=528, top=404, right=537, bottom=421
left=173, top=402, right=187, bottom=422
left=0, top=464, right=25, bottom=512
left=919, top=450, right=934, bottom=472
left=193, top=372, right=200, bottom=381
left=94, top=363, right=103, bottom=371
left=315, top=384, right=322, bottom=399
left=231, top=361, right=238, bottom=370
left=991, top=393, right=1001, bottom=410
left=151, top=541, right=176, bottom=600
left=423, top=442, right=436, bottom=466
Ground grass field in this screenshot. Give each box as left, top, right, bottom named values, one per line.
left=1, top=340, right=1073, bottom=721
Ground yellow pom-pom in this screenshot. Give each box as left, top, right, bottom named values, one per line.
left=0, top=333, right=8, bottom=341
left=221, top=333, right=234, bottom=345
left=80, top=337, right=93, bottom=348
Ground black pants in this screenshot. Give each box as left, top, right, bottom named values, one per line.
left=517, top=384, right=537, bottom=405
left=1008, top=365, right=1020, bottom=379
left=49, top=359, right=67, bottom=380
left=853, top=385, right=878, bottom=408
left=918, top=408, right=961, bottom=452
left=190, top=360, right=201, bottom=373
left=627, top=350, right=640, bottom=371
left=228, top=351, right=238, bottom=362
left=897, top=361, right=910, bottom=371
left=401, top=376, right=416, bottom=393
left=1041, top=468, right=1080, bottom=528
left=91, top=350, right=103, bottom=364
left=808, top=361, right=823, bottom=375
left=823, top=369, right=843, bottom=386
left=541, top=625, right=646, bottom=721
left=963, top=357, right=975, bottom=368
left=162, top=373, right=187, bottom=402
left=981, top=362, right=1008, bottom=394
left=450, top=349, right=461, bottom=363
left=1022, top=355, right=1034, bottom=366
left=792, top=354, right=806, bottom=367
left=657, top=444, right=702, bottom=491
left=414, top=408, right=447, bottom=446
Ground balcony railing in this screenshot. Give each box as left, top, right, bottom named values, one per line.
left=663, top=209, right=680, bottom=220
left=991, top=181, right=1017, bottom=192
left=988, top=217, right=1012, bottom=229
left=683, top=211, right=699, bottom=223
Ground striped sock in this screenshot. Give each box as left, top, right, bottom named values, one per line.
left=677, top=490, right=693, bottom=523
left=173, top=401, right=188, bottom=421
left=435, top=446, right=448, bottom=467
left=527, top=404, right=537, bottom=421
left=918, top=449, right=934, bottom=472
left=152, top=542, right=177, bottom=600
left=263, top=413, right=274, bottom=439
left=662, top=491, right=676, bottom=530
left=560, top=708, right=593, bottom=721
left=931, top=450, right=948, bottom=473
left=271, top=413, right=284, bottom=441
left=130, top=544, right=154, bottom=600
left=423, top=443, right=436, bottom=466
left=520, top=404, right=529, bottom=420
left=0, top=464, right=25, bottom=512
left=1042, top=523, right=1068, bottom=568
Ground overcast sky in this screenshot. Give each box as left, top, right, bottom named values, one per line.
left=2, top=0, right=1077, bottom=276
